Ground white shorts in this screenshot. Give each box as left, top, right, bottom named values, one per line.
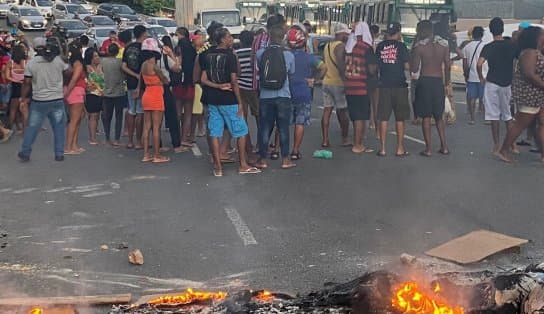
left=484, top=82, right=512, bottom=121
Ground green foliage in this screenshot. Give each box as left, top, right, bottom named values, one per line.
left=140, top=0, right=163, bottom=15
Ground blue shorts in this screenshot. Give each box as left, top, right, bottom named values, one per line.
left=208, top=104, right=248, bottom=138
left=292, top=102, right=311, bottom=126
left=467, top=82, right=484, bottom=100
left=127, top=89, right=143, bottom=115
left=0, top=83, right=11, bottom=104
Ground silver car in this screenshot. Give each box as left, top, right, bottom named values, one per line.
left=7, top=5, right=47, bottom=30
left=52, top=3, right=90, bottom=20
left=146, top=17, right=177, bottom=35
left=0, top=4, right=11, bottom=18
left=85, top=26, right=116, bottom=51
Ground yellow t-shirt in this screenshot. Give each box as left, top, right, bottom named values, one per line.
left=323, top=41, right=344, bottom=86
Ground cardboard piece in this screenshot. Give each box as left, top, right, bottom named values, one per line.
left=425, top=230, right=528, bottom=264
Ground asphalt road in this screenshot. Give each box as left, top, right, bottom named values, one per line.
left=2, top=17, right=544, bottom=312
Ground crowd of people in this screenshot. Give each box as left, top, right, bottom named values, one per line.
left=1, top=14, right=544, bottom=174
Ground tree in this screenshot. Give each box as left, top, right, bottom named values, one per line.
left=140, top=0, right=163, bottom=15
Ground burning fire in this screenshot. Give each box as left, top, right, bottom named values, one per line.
left=392, top=282, right=464, bottom=314
left=28, top=307, right=43, bottom=314
left=255, top=290, right=273, bottom=301
left=147, top=288, right=227, bottom=306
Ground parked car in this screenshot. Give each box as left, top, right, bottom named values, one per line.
left=57, top=0, right=93, bottom=13
left=97, top=3, right=139, bottom=24
left=23, top=0, right=51, bottom=18
left=82, top=15, right=115, bottom=27
left=146, top=17, right=177, bottom=35
left=121, top=24, right=169, bottom=42
left=0, top=3, right=11, bottom=18
left=52, top=3, right=89, bottom=20
left=7, top=5, right=48, bottom=30
left=85, top=26, right=116, bottom=50
left=47, top=18, right=86, bottom=38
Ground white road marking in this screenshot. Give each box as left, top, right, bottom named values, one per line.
left=389, top=131, right=426, bottom=145
left=224, top=207, right=257, bottom=246
left=82, top=191, right=113, bottom=198
left=12, top=187, right=38, bottom=194
left=75, top=183, right=104, bottom=189
left=62, top=248, right=92, bottom=253
left=45, top=186, right=73, bottom=193
left=0, top=188, right=12, bottom=193
left=71, top=187, right=103, bottom=193
left=192, top=144, right=203, bottom=157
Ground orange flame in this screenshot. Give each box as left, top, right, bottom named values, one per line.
left=392, top=282, right=464, bottom=314
left=28, top=308, right=43, bottom=314
left=255, top=290, right=273, bottom=301
left=147, top=288, right=227, bottom=306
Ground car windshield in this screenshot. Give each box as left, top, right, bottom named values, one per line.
left=148, top=26, right=168, bottom=38
left=71, top=0, right=87, bottom=4
left=157, top=19, right=176, bottom=27
left=20, top=8, right=41, bottom=16
left=93, top=16, right=114, bottom=25
left=96, top=28, right=114, bottom=37
left=61, top=20, right=86, bottom=29
left=0, top=4, right=9, bottom=9
left=36, top=0, right=52, bottom=6
left=66, top=5, right=88, bottom=14
left=202, top=11, right=240, bottom=27
left=112, top=5, right=133, bottom=14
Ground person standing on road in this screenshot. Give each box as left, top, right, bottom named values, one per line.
left=411, top=20, right=450, bottom=157
left=286, top=24, right=326, bottom=161
left=200, top=28, right=261, bottom=176
left=344, top=22, right=377, bottom=154
left=462, top=26, right=485, bottom=125
left=255, top=26, right=296, bottom=170
left=376, top=22, right=410, bottom=157
left=498, top=27, right=544, bottom=163
left=101, top=43, right=126, bottom=147
left=321, top=23, right=351, bottom=148
left=18, top=37, right=68, bottom=162
left=84, top=47, right=104, bottom=146
left=477, top=17, right=519, bottom=155
left=4, top=44, right=27, bottom=132
left=122, top=25, right=147, bottom=150
left=64, top=42, right=86, bottom=155
left=100, top=30, right=122, bottom=56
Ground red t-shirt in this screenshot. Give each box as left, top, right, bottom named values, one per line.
left=0, top=55, right=10, bottom=84
left=344, top=40, right=377, bottom=96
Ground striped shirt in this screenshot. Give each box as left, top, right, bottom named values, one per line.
left=251, top=32, right=269, bottom=89
left=344, top=40, right=377, bottom=96
left=235, top=47, right=254, bottom=90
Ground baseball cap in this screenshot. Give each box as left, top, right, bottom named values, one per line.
left=141, top=38, right=160, bottom=54
left=387, top=22, right=402, bottom=35
left=333, top=23, right=350, bottom=35
left=33, top=37, right=46, bottom=48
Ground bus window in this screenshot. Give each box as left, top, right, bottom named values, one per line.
left=387, top=3, right=393, bottom=23
left=380, top=3, right=386, bottom=23
left=367, top=5, right=374, bottom=24
left=374, top=4, right=380, bottom=23
left=362, top=4, right=367, bottom=22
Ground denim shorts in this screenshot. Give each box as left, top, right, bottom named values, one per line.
left=208, top=104, right=248, bottom=138
left=0, top=83, right=11, bottom=104
left=292, top=102, right=311, bottom=126
left=466, top=82, right=484, bottom=100
left=127, top=89, right=143, bottom=115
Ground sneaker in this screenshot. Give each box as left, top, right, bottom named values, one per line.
left=17, top=152, right=30, bottom=162
left=55, top=155, right=64, bottom=162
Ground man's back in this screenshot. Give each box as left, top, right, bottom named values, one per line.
left=102, top=57, right=125, bottom=97
left=235, top=47, right=253, bottom=90
left=480, top=40, right=517, bottom=87
left=25, top=55, right=67, bottom=102
left=462, top=40, right=485, bottom=82
left=256, top=46, right=295, bottom=99
left=412, top=38, right=449, bottom=79
left=323, top=41, right=343, bottom=86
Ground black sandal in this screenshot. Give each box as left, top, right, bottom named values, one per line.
left=290, top=152, right=301, bottom=160
left=270, top=151, right=280, bottom=160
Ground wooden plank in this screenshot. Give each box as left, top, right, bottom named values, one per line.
left=425, top=230, right=528, bottom=264
left=0, top=294, right=131, bottom=307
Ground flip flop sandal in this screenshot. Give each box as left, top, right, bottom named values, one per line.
left=89, top=141, right=98, bottom=145
left=341, top=143, right=353, bottom=147
left=290, top=152, right=301, bottom=160
left=64, top=150, right=82, bottom=155
left=152, top=156, right=170, bottom=163
left=126, top=144, right=134, bottom=149
left=270, top=152, right=280, bottom=160
left=419, top=151, right=432, bottom=157
left=517, top=140, right=532, bottom=146
left=220, top=158, right=236, bottom=164
left=376, top=151, right=386, bottom=157
left=213, top=169, right=223, bottom=177
left=353, top=148, right=374, bottom=154
left=321, top=143, right=330, bottom=148
left=239, top=167, right=262, bottom=175
left=438, top=149, right=450, bottom=155
left=281, top=163, right=297, bottom=169
left=174, top=146, right=190, bottom=153
left=76, top=147, right=86, bottom=153
left=181, top=142, right=194, bottom=147
left=395, top=151, right=410, bottom=157
left=141, top=156, right=153, bottom=162
left=159, top=147, right=171, bottom=153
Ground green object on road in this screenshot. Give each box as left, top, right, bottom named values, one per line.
left=313, top=150, right=333, bottom=159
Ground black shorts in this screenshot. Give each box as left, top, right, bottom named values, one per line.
left=85, top=94, right=103, bottom=113
left=103, top=95, right=127, bottom=108
left=346, top=95, right=371, bottom=121
left=11, top=83, right=21, bottom=99
left=414, top=77, right=445, bottom=120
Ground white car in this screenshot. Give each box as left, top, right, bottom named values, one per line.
left=0, top=3, right=11, bottom=18
left=57, top=0, right=93, bottom=14
left=7, top=5, right=47, bottom=30
left=146, top=17, right=177, bottom=35
left=52, top=3, right=90, bottom=20
left=24, top=0, right=52, bottom=18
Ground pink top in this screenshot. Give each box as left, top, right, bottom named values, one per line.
left=11, top=60, right=25, bottom=82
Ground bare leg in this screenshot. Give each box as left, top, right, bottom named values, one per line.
left=395, top=121, right=407, bottom=155
left=371, top=89, right=379, bottom=138
left=538, top=112, right=544, bottom=162
left=337, top=108, right=350, bottom=145
left=378, top=121, right=387, bottom=155
left=126, top=114, right=135, bottom=147
left=134, top=113, right=143, bottom=149
left=8, top=99, right=18, bottom=130
left=491, top=120, right=500, bottom=154
left=237, top=135, right=252, bottom=171
left=436, top=117, right=449, bottom=154
left=468, top=98, right=476, bottom=124
left=210, top=137, right=222, bottom=175
left=421, top=117, right=432, bottom=156
left=66, top=103, right=84, bottom=152
left=152, top=111, right=167, bottom=161
left=352, top=120, right=369, bottom=153
left=180, top=100, right=193, bottom=146
left=321, top=107, right=333, bottom=146
left=220, top=130, right=232, bottom=158
left=507, top=120, right=519, bottom=153
left=499, top=112, right=535, bottom=162
left=142, top=111, right=152, bottom=160
left=292, top=125, right=304, bottom=154
left=88, top=112, right=99, bottom=144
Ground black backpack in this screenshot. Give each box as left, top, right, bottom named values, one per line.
left=259, top=45, right=287, bottom=90
left=205, top=51, right=230, bottom=85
